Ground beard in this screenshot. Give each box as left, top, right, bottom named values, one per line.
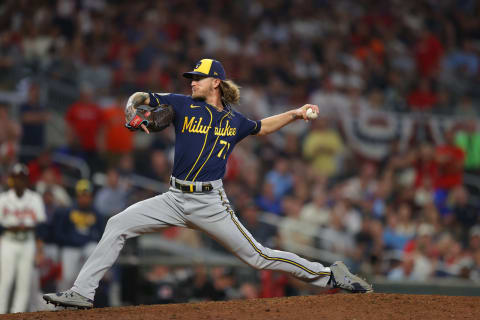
left=192, top=92, right=206, bottom=100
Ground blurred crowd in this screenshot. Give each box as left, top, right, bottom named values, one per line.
left=1, top=0, right=480, bottom=312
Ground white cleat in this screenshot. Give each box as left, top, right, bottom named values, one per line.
left=43, top=290, right=93, bottom=309
left=330, top=261, right=373, bottom=293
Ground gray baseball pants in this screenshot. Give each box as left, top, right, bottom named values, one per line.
left=72, top=177, right=331, bottom=300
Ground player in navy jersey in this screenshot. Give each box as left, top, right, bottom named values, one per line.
left=146, top=91, right=260, bottom=182
left=44, top=59, right=372, bottom=309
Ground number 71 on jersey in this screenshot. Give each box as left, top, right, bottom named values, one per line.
left=217, top=140, right=230, bottom=159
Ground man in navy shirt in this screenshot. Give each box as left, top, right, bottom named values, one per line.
left=53, top=179, right=105, bottom=291
left=20, top=83, right=49, bottom=161
left=44, top=59, right=372, bottom=308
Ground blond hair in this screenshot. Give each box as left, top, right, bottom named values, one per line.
left=220, top=79, right=241, bottom=105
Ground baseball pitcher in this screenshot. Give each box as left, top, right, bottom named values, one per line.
left=0, top=164, right=46, bottom=314
left=44, top=59, right=372, bottom=309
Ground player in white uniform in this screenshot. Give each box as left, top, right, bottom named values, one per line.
left=0, top=164, right=46, bottom=314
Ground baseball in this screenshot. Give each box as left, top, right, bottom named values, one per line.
left=306, top=108, right=318, bottom=120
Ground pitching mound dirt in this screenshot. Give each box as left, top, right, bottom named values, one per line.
left=1, top=293, right=479, bottom=320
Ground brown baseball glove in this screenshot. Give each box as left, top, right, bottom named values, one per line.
left=125, top=104, right=174, bottom=132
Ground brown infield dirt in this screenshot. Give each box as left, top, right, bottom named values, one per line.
left=1, top=293, right=479, bottom=320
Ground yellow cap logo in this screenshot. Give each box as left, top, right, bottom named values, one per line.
left=193, top=59, right=213, bottom=75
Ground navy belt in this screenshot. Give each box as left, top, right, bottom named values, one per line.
left=170, top=178, right=213, bottom=193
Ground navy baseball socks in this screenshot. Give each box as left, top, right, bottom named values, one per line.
left=328, top=261, right=373, bottom=293
left=43, top=290, right=93, bottom=309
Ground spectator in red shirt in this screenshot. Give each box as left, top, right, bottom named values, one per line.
left=414, top=144, right=438, bottom=189
left=100, top=94, right=134, bottom=168
left=65, top=84, right=105, bottom=172
left=434, top=130, right=465, bottom=190
left=259, top=270, right=289, bottom=298
left=433, top=130, right=465, bottom=217
left=0, top=102, right=21, bottom=174
left=27, top=149, right=62, bottom=186
left=407, top=79, right=438, bottom=111
left=414, top=30, right=444, bottom=78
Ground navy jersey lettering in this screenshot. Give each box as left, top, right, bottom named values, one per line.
left=149, top=93, right=261, bottom=182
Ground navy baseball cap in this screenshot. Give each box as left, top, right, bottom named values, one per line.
left=183, top=59, right=226, bottom=80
